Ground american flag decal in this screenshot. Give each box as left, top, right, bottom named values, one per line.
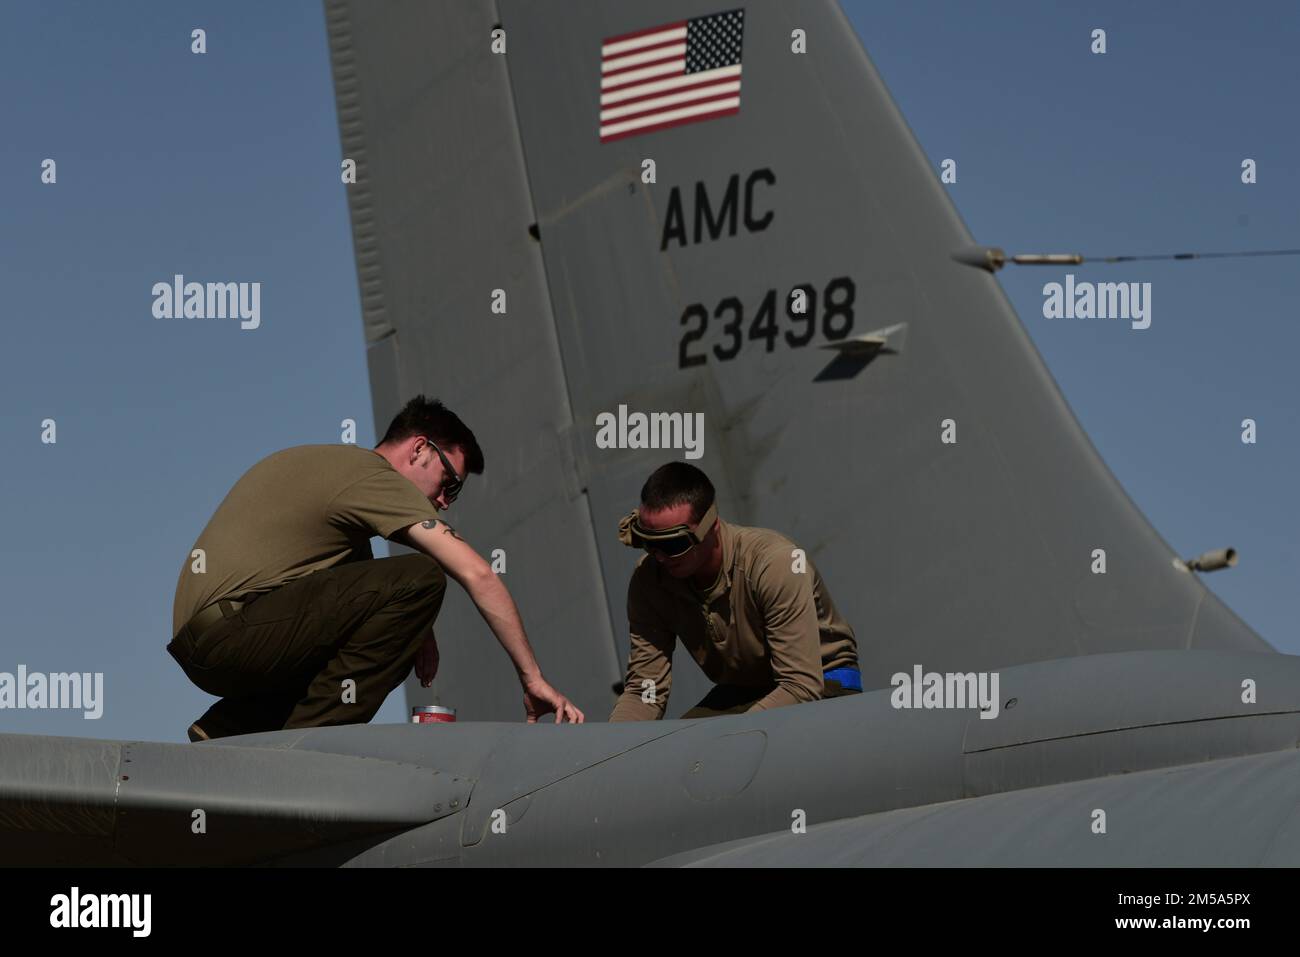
left=599, top=8, right=744, bottom=143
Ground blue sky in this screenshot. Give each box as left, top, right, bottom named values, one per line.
left=1, top=1, right=1296, bottom=741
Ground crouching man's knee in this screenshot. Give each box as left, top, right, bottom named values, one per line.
left=392, top=553, right=447, bottom=609
left=416, top=555, right=447, bottom=594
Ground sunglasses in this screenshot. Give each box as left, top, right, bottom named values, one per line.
left=617, top=503, right=718, bottom=558
left=426, top=439, right=463, bottom=504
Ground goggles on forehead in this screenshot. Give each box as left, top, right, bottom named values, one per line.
left=617, top=503, right=718, bottom=558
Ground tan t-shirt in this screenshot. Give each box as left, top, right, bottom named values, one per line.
left=610, top=521, right=858, bottom=721
left=171, top=444, right=441, bottom=637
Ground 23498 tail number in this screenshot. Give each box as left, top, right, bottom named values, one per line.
left=678, top=276, right=856, bottom=368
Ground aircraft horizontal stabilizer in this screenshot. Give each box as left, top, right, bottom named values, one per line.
left=0, top=733, right=471, bottom=865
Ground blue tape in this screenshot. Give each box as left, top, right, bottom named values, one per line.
left=823, top=666, right=862, bottom=691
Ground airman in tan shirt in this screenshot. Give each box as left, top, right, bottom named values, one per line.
left=610, top=513, right=858, bottom=721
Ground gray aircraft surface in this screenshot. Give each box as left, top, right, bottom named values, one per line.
left=2, top=0, right=1297, bottom=867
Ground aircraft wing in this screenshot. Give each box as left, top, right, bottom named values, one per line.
left=0, top=731, right=469, bottom=866
left=7, top=650, right=1298, bottom=867
left=0, top=721, right=684, bottom=865
left=650, top=747, right=1300, bottom=866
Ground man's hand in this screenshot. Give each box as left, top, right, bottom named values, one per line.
left=523, top=675, right=585, bottom=724
left=414, top=631, right=440, bottom=687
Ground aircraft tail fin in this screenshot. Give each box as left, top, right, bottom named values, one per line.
left=324, top=0, right=1270, bottom=719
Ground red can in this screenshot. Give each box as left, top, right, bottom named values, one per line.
left=411, top=705, right=457, bottom=724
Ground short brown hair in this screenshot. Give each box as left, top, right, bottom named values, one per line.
left=640, top=462, right=715, bottom=523
left=377, top=396, right=484, bottom=474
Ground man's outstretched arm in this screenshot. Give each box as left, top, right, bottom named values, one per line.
left=394, top=519, right=584, bottom=723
